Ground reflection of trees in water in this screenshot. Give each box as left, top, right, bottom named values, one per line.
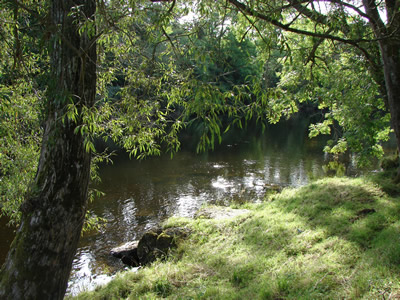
left=73, top=118, right=330, bottom=293
left=85, top=118, right=328, bottom=245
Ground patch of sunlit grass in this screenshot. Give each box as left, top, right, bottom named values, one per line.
left=70, top=176, right=400, bottom=299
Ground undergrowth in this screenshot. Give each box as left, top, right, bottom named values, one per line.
left=70, top=174, right=400, bottom=299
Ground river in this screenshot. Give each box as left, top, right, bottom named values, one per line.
left=0, top=118, right=380, bottom=295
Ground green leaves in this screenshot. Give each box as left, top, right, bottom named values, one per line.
left=309, top=120, right=333, bottom=138
left=0, top=0, right=392, bottom=227
left=277, top=27, right=390, bottom=165
left=0, top=82, right=41, bottom=225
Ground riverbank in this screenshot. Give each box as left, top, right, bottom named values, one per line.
left=69, top=172, right=400, bottom=299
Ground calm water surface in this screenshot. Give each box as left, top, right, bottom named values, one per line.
left=0, top=119, right=377, bottom=295
left=68, top=119, right=370, bottom=295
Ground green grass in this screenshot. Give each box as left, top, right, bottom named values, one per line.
left=70, top=174, right=400, bottom=299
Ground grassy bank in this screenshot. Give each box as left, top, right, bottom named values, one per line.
left=71, top=174, right=400, bottom=299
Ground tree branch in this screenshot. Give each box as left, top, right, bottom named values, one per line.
left=323, top=0, right=372, bottom=20
left=227, top=0, right=381, bottom=77
left=305, top=28, right=334, bottom=64
left=227, top=0, right=369, bottom=44
left=287, top=0, right=328, bottom=24
left=161, top=26, right=179, bottom=58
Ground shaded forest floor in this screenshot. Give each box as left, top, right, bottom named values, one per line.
left=70, top=172, right=400, bottom=299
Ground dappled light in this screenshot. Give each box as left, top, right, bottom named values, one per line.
left=67, top=122, right=336, bottom=292
left=1, top=0, right=400, bottom=298
left=70, top=176, right=400, bottom=299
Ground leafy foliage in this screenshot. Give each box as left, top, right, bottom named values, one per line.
left=278, top=30, right=390, bottom=164
left=0, top=1, right=47, bottom=224
left=0, top=0, right=394, bottom=226
left=0, top=82, right=42, bottom=224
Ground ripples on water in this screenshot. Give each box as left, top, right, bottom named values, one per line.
left=1, top=119, right=381, bottom=296
left=67, top=120, right=338, bottom=295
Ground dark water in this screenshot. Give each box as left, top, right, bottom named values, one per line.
left=0, top=118, right=379, bottom=295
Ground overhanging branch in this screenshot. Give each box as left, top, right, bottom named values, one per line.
left=227, top=0, right=369, bottom=44
left=227, top=0, right=380, bottom=71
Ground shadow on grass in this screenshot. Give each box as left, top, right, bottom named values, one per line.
left=70, top=174, right=400, bottom=300
left=228, top=176, right=400, bottom=298
left=274, top=176, right=400, bottom=263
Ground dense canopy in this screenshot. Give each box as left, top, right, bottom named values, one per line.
left=1, top=0, right=399, bottom=298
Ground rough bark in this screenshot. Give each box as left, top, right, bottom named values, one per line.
left=362, top=0, right=400, bottom=178
left=0, top=0, right=96, bottom=299
left=380, top=41, right=400, bottom=180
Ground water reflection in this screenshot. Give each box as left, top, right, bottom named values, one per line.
left=64, top=119, right=380, bottom=295
left=0, top=118, right=385, bottom=296
left=176, top=194, right=204, bottom=217
left=68, top=247, right=115, bottom=295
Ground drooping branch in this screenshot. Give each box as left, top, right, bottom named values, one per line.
left=227, top=0, right=381, bottom=76
left=228, top=0, right=370, bottom=44
left=287, top=0, right=328, bottom=24
left=161, top=26, right=179, bottom=57
left=305, top=28, right=334, bottom=64
left=322, top=0, right=372, bottom=20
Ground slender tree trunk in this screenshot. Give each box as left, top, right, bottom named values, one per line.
left=0, top=0, right=96, bottom=299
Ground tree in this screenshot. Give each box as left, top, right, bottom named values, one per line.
left=278, top=27, right=390, bottom=164
left=222, top=0, right=400, bottom=176
left=2, top=0, right=397, bottom=296
left=0, top=0, right=97, bottom=298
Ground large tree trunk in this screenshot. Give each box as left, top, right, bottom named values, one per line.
left=379, top=40, right=400, bottom=179
left=0, top=0, right=96, bottom=299
left=362, top=0, right=400, bottom=178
